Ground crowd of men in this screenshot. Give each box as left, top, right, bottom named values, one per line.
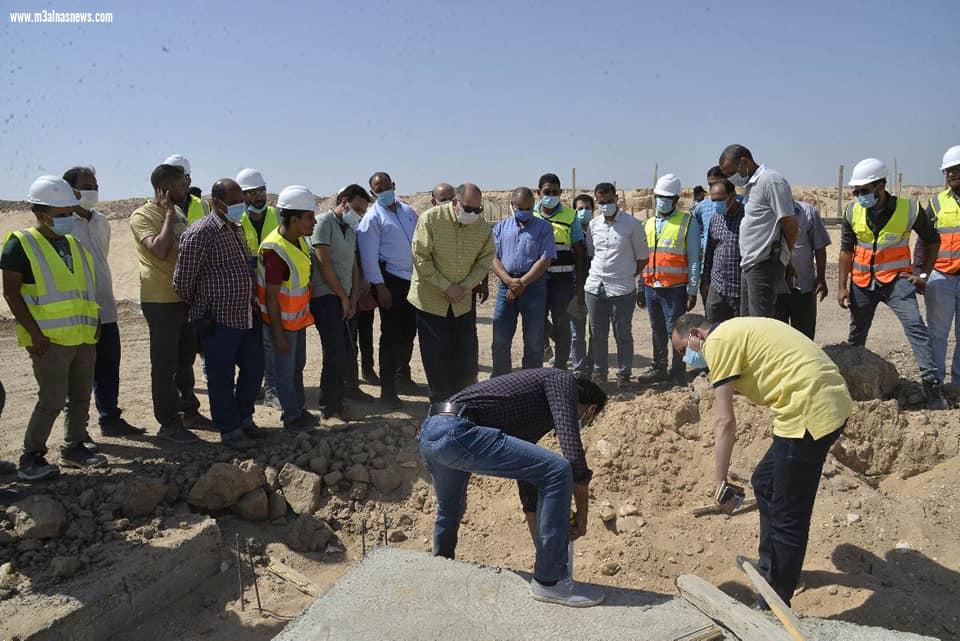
left=1, top=143, right=958, bottom=608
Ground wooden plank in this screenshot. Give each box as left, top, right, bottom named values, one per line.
left=692, top=498, right=758, bottom=518
left=676, top=574, right=791, bottom=641
left=672, top=624, right=726, bottom=641
left=739, top=560, right=808, bottom=641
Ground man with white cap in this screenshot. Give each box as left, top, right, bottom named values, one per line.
left=915, top=146, right=960, bottom=392
left=235, top=168, right=281, bottom=409
left=64, top=165, right=145, bottom=438
left=163, top=154, right=209, bottom=225
left=838, top=157, right=948, bottom=409
left=1, top=176, right=106, bottom=480
left=636, top=173, right=701, bottom=386
left=256, top=185, right=321, bottom=430
left=717, top=145, right=799, bottom=318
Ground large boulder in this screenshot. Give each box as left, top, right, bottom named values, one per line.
left=822, top=343, right=900, bottom=401
left=278, top=463, right=323, bottom=515
left=232, top=488, right=269, bottom=521
left=188, top=462, right=265, bottom=511
left=286, top=514, right=334, bottom=552
left=8, top=495, right=66, bottom=539
left=369, top=466, right=402, bottom=495
left=115, top=477, right=168, bottom=517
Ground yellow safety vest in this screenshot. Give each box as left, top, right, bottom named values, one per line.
left=255, top=228, right=314, bottom=331
left=186, top=194, right=208, bottom=224
left=240, top=206, right=278, bottom=254
left=847, top=197, right=917, bottom=288
left=8, top=228, right=99, bottom=347
left=928, top=189, right=960, bottom=275
left=536, top=206, right=577, bottom=273
left=643, top=210, right=691, bottom=287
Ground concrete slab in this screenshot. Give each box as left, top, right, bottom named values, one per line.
left=0, top=514, right=221, bottom=641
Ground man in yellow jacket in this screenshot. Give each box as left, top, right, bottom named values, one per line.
left=1, top=176, right=106, bottom=480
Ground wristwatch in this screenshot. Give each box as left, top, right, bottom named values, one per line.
left=919, top=272, right=929, bottom=282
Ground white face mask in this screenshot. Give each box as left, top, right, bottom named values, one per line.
left=343, top=209, right=362, bottom=228
left=78, top=189, right=99, bottom=209
left=457, top=211, right=480, bottom=225
left=598, top=203, right=618, bottom=217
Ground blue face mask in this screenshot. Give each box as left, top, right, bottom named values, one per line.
left=599, top=203, right=618, bottom=218
left=728, top=173, right=749, bottom=188
left=713, top=200, right=728, bottom=216
left=225, top=202, right=246, bottom=224
left=247, top=203, right=267, bottom=215
left=656, top=197, right=674, bottom=214
left=514, top=209, right=533, bottom=223
left=51, top=215, right=75, bottom=237
left=683, top=335, right=708, bottom=369
left=857, top=192, right=878, bottom=209
left=377, top=190, right=396, bottom=207
left=576, top=208, right=592, bottom=224
left=541, top=195, right=560, bottom=209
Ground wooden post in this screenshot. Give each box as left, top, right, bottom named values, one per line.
left=893, top=157, right=898, bottom=194
left=571, top=167, right=576, bottom=202
left=897, top=172, right=903, bottom=196
left=837, top=165, right=844, bottom=219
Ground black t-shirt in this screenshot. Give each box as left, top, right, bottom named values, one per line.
left=250, top=214, right=266, bottom=243
left=0, top=234, right=73, bottom=284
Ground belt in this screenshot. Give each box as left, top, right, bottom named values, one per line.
left=427, top=401, right=472, bottom=419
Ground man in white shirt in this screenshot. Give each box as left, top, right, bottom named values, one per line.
left=584, top=182, right=649, bottom=389
left=64, top=166, right=145, bottom=438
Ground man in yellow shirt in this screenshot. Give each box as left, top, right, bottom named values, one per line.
left=409, top=183, right=494, bottom=402
left=671, top=314, right=854, bottom=608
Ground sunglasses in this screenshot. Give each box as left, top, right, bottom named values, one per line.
left=462, top=205, right=484, bottom=215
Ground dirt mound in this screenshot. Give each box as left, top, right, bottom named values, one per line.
left=823, top=343, right=901, bottom=400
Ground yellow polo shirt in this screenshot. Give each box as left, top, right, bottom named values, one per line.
left=130, top=201, right=189, bottom=303
left=408, top=203, right=494, bottom=318
left=703, top=317, right=853, bottom=439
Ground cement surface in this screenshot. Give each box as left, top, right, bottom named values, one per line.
left=274, top=547, right=941, bottom=641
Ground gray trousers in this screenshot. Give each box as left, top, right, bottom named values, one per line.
left=740, top=255, right=787, bottom=318
left=25, top=342, right=96, bottom=454
left=705, top=285, right=740, bottom=323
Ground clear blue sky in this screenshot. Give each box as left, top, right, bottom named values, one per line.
left=1, top=0, right=956, bottom=200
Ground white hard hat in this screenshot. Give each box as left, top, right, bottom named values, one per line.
left=848, top=158, right=887, bottom=186
left=941, top=145, right=960, bottom=172
left=163, top=154, right=191, bottom=175
left=236, top=168, right=266, bottom=191
left=653, top=173, right=681, bottom=197
left=277, top=185, right=317, bottom=211
left=27, top=175, right=80, bottom=207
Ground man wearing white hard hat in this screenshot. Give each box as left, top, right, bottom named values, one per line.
left=1, top=176, right=106, bottom=480
left=163, top=154, right=209, bottom=225
left=64, top=165, right=146, bottom=439
left=256, top=186, right=321, bottom=430
left=838, top=157, right=948, bottom=410
left=717, top=145, right=799, bottom=318
left=235, top=168, right=281, bottom=409
left=636, top=173, right=701, bottom=387
left=914, top=146, right=960, bottom=391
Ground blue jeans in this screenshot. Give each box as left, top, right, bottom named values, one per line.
left=544, top=274, right=575, bottom=370
left=262, top=323, right=277, bottom=396
left=196, top=321, right=264, bottom=439
left=310, top=296, right=350, bottom=415
left=848, top=277, right=938, bottom=382
left=925, top=270, right=960, bottom=384
left=570, top=312, right=592, bottom=375
left=491, top=279, right=547, bottom=377
left=644, top=285, right=688, bottom=376
left=93, top=321, right=122, bottom=425
left=585, top=287, right=635, bottom=379
left=418, top=414, right=572, bottom=583
left=272, top=327, right=307, bottom=424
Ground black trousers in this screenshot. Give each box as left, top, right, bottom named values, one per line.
left=705, top=285, right=740, bottom=323
left=775, top=290, right=817, bottom=340
left=141, top=302, right=199, bottom=428
left=374, top=272, right=417, bottom=396
left=751, top=425, right=844, bottom=606
left=416, top=307, right=478, bottom=402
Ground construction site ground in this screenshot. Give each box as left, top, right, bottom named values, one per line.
left=0, top=197, right=958, bottom=641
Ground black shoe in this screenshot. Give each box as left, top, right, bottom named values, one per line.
left=241, top=419, right=268, bottom=440
left=221, top=430, right=257, bottom=450
left=183, top=410, right=214, bottom=429
left=396, top=378, right=425, bottom=396
left=617, top=375, right=632, bottom=391
left=284, top=412, right=320, bottom=432
left=0, top=460, right=15, bottom=476
left=100, top=417, right=148, bottom=438
left=344, top=387, right=376, bottom=402
left=670, top=370, right=688, bottom=387
left=157, top=424, right=201, bottom=444
left=17, top=453, right=59, bottom=481
left=380, top=393, right=402, bottom=410
left=635, top=366, right=668, bottom=385
left=924, top=379, right=950, bottom=410
left=60, top=444, right=108, bottom=469
left=362, top=368, right=381, bottom=386
left=0, top=488, right=25, bottom=506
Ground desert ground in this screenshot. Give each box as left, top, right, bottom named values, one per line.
left=0, top=188, right=958, bottom=641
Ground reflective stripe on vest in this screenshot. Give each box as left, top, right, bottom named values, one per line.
left=255, top=229, right=314, bottom=331
left=537, top=207, right=578, bottom=273
left=930, top=189, right=960, bottom=274
left=240, top=206, right=278, bottom=254
left=10, top=228, right=99, bottom=347
left=643, top=211, right=690, bottom=287
left=849, top=197, right=917, bottom=288
left=186, top=195, right=207, bottom=224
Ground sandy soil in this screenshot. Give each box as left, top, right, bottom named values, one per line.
left=0, top=198, right=958, bottom=641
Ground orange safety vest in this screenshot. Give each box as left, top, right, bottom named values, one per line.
left=643, top=210, right=691, bottom=287
left=847, top=197, right=917, bottom=288
left=255, top=229, right=314, bottom=331
left=929, top=189, right=960, bottom=275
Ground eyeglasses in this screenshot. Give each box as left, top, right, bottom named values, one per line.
left=944, top=166, right=960, bottom=177
left=851, top=187, right=874, bottom=196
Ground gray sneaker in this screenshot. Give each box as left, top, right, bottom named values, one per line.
left=530, top=577, right=605, bottom=607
